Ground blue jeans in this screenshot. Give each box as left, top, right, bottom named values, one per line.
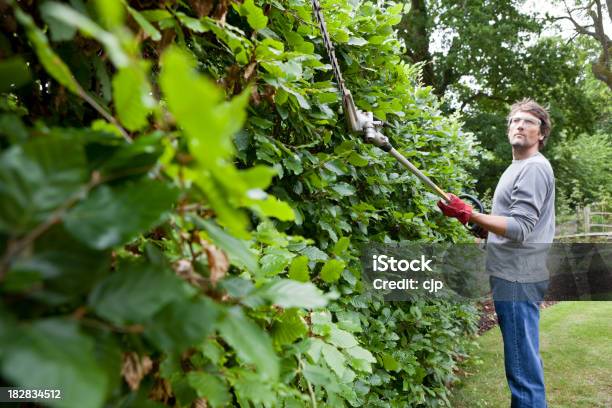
left=490, top=276, right=549, bottom=408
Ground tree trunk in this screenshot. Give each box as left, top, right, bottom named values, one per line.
left=398, top=0, right=437, bottom=92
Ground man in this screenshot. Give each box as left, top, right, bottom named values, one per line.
left=438, top=98, right=555, bottom=408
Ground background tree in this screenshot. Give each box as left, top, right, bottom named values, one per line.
left=551, top=0, right=611, bottom=90
left=399, top=0, right=611, bottom=202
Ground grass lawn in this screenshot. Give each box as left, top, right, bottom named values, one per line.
left=450, top=301, right=612, bottom=407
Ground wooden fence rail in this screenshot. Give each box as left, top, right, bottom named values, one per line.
left=555, top=204, right=612, bottom=240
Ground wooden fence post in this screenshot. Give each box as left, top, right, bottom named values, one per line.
left=583, top=205, right=591, bottom=234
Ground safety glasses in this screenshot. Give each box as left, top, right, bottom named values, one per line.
left=508, top=116, right=541, bottom=127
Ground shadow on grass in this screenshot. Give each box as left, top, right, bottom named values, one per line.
left=450, top=301, right=612, bottom=408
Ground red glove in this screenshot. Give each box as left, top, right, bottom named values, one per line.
left=437, top=194, right=473, bottom=225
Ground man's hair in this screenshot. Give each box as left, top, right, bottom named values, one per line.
left=507, top=98, right=552, bottom=147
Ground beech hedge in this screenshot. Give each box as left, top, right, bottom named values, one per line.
left=0, top=0, right=479, bottom=406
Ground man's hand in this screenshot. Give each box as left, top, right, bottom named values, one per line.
left=473, top=225, right=488, bottom=239
left=437, top=194, right=473, bottom=224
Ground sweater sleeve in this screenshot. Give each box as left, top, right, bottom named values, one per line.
left=505, top=163, right=553, bottom=242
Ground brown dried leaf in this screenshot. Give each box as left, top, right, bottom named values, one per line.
left=71, top=306, right=87, bottom=320
left=53, top=86, right=68, bottom=112
left=188, top=0, right=215, bottom=17
left=203, top=242, right=229, bottom=287
left=156, top=29, right=177, bottom=56
left=121, top=352, right=153, bottom=391
left=173, top=259, right=206, bottom=287
left=251, top=87, right=261, bottom=105
left=212, top=0, right=230, bottom=24
left=194, top=398, right=208, bottom=408
left=262, top=84, right=276, bottom=105
left=224, top=64, right=241, bottom=93
left=149, top=378, right=173, bottom=404
left=243, top=61, right=257, bottom=81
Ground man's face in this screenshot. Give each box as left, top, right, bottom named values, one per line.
left=507, top=110, right=542, bottom=150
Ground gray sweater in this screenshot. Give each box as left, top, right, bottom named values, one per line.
left=486, top=152, right=556, bottom=282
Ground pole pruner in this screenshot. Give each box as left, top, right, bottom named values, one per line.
left=310, top=0, right=485, bottom=237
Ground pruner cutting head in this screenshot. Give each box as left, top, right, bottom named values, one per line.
left=341, top=91, right=389, bottom=150
left=342, top=91, right=382, bottom=132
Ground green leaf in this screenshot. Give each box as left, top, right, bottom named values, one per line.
left=6, top=225, right=110, bottom=300
left=240, top=165, right=277, bottom=189
left=254, top=279, right=330, bottom=309
left=305, top=338, right=325, bottom=363
left=332, top=237, right=351, bottom=255
left=93, top=57, right=112, bottom=102
left=203, top=19, right=252, bottom=65
left=112, top=62, right=155, bottom=131
left=64, top=179, right=179, bottom=250
left=367, top=35, right=386, bottom=45
left=160, top=46, right=255, bottom=235
left=300, top=246, right=329, bottom=261
left=271, top=309, right=308, bottom=346
left=302, top=363, right=335, bottom=387
left=253, top=219, right=288, bottom=246
left=320, top=259, right=345, bottom=283
left=230, top=369, right=276, bottom=405
left=234, top=0, right=268, bottom=30
left=328, top=326, right=358, bottom=348
left=139, top=9, right=172, bottom=22
left=88, top=259, right=189, bottom=325
left=89, top=330, right=123, bottom=397
left=288, top=255, right=309, bottom=282
left=0, top=57, right=31, bottom=92
left=348, top=37, right=368, bottom=46
left=335, top=311, right=362, bottom=333
left=259, top=248, right=294, bottom=276
left=94, top=0, right=124, bottom=28
left=185, top=167, right=250, bottom=237
left=186, top=372, right=231, bottom=408
left=127, top=6, right=161, bottom=40
left=41, top=2, right=129, bottom=67
left=97, top=133, right=164, bottom=177
left=0, top=319, right=108, bottom=408
left=331, top=182, right=356, bottom=197
left=322, top=343, right=346, bottom=378
left=0, top=307, right=17, bottom=359
left=284, top=32, right=314, bottom=53
left=176, top=12, right=208, bottom=33
left=282, top=85, right=310, bottom=109
left=348, top=152, right=369, bottom=167
left=345, top=346, right=376, bottom=373
left=0, top=113, right=28, bottom=144
left=217, top=307, right=279, bottom=381
left=245, top=193, right=295, bottom=221
left=198, top=339, right=227, bottom=366
left=160, top=46, right=248, bottom=164
left=40, top=3, right=77, bottom=41
left=283, top=154, right=303, bottom=175
left=382, top=353, right=400, bottom=372
left=145, top=296, right=220, bottom=352
left=0, top=134, right=87, bottom=234
left=14, top=7, right=80, bottom=93
left=198, top=219, right=258, bottom=273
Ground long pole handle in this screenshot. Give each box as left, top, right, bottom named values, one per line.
left=310, top=0, right=453, bottom=206
left=388, top=148, right=449, bottom=201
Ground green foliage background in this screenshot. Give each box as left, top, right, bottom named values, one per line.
left=0, top=0, right=479, bottom=406
left=398, top=0, right=611, bottom=205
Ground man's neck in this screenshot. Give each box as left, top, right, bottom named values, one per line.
left=512, top=146, right=540, bottom=161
